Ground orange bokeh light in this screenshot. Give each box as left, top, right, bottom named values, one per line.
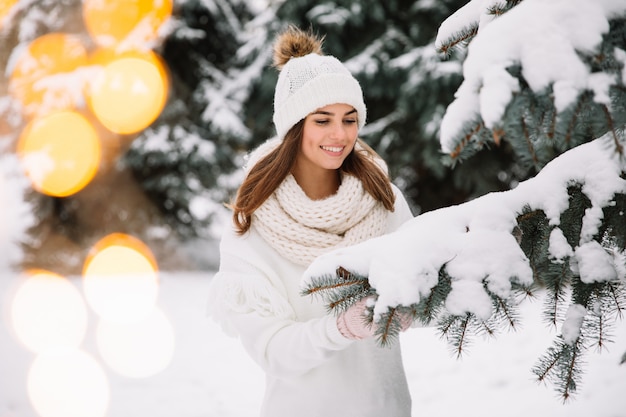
left=83, top=233, right=159, bottom=323
left=83, top=0, right=173, bottom=48
left=88, top=55, right=168, bottom=134
left=9, top=33, right=89, bottom=119
left=17, top=110, right=102, bottom=197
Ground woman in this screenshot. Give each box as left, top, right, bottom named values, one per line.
left=208, top=26, right=414, bottom=416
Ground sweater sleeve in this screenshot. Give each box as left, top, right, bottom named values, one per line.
left=389, top=184, right=414, bottom=232
left=208, top=242, right=353, bottom=379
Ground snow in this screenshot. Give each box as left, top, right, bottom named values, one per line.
left=1, top=271, right=625, bottom=417
left=576, top=241, right=619, bottom=284
left=437, top=0, right=626, bottom=153
left=561, top=304, right=587, bottom=345
left=548, top=228, right=574, bottom=261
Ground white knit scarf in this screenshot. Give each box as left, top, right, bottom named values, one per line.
left=253, top=173, right=388, bottom=266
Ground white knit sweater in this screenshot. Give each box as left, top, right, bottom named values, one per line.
left=208, top=184, right=414, bottom=417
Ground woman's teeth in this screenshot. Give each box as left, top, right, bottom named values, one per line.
left=321, top=146, right=343, bottom=152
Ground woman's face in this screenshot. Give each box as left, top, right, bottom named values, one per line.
left=296, top=103, right=359, bottom=174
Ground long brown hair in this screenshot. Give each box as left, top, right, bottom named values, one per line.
left=230, top=121, right=396, bottom=234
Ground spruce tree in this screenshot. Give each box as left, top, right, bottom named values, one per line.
left=302, top=0, right=626, bottom=400
left=124, top=0, right=268, bottom=239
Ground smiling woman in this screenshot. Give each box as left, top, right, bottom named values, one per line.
left=207, top=26, right=415, bottom=417
left=293, top=103, right=359, bottom=199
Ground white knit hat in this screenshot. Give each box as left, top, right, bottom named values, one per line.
left=273, top=53, right=367, bottom=140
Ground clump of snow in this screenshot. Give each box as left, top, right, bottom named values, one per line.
left=437, top=0, right=626, bottom=153
left=576, top=241, right=618, bottom=283
left=445, top=280, right=493, bottom=320
left=561, top=304, right=587, bottom=345
left=548, top=228, right=574, bottom=262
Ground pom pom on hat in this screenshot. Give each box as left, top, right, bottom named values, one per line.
left=272, top=27, right=366, bottom=140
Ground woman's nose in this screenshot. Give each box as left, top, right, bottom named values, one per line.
left=329, top=121, right=348, bottom=140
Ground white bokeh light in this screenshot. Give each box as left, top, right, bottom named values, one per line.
left=27, top=348, right=110, bottom=417
left=96, top=307, right=175, bottom=378
left=10, top=270, right=88, bottom=353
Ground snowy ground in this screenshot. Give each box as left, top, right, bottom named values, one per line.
left=1, top=271, right=625, bottom=417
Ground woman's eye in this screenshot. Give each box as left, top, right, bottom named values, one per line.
left=344, top=119, right=357, bottom=125
left=314, top=119, right=329, bottom=125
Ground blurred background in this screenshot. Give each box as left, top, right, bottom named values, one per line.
left=1, top=2, right=625, bottom=417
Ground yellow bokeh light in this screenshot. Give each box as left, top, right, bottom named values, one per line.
left=10, top=270, right=88, bottom=353
left=0, top=0, right=18, bottom=28
left=28, top=348, right=109, bottom=417
left=83, top=233, right=159, bottom=323
left=88, top=46, right=169, bottom=93
left=17, top=110, right=101, bottom=197
left=83, top=0, right=173, bottom=48
left=96, top=308, right=175, bottom=378
left=88, top=55, right=168, bottom=134
left=9, top=32, right=89, bottom=119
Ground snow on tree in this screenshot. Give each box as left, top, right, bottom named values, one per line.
left=302, top=0, right=626, bottom=400
left=0, top=154, right=34, bottom=273
left=124, top=0, right=273, bottom=239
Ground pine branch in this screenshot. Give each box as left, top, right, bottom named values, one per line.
left=436, top=24, right=479, bottom=57
left=412, top=267, right=452, bottom=324
left=584, top=281, right=626, bottom=351
left=439, top=313, right=474, bottom=358
left=533, top=337, right=586, bottom=401
left=486, top=0, right=525, bottom=16
left=301, top=273, right=368, bottom=298
left=563, top=92, right=589, bottom=148
left=444, top=120, right=493, bottom=164
left=606, top=282, right=626, bottom=320
left=520, top=113, right=540, bottom=170
left=601, top=103, right=624, bottom=155
left=375, top=306, right=413, bottom=347
left=490, top=292, right=520, bottom=330
left=301, top=267, right=371, bottom=314
left=543, top=263, right=571, bottom=328
left=516, top=207, right=551, bottom=284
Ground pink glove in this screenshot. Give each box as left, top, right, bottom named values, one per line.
left=337, top=297, right=414, bottom=340
left=336, top=297, right=376, bottom=340
left=398, top=310, right=413, bottom=331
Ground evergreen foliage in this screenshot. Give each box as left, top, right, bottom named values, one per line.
left=436, top=0, right=626, bottom=172
left=0, top=0, right=93, bottom=254
left=303, top=0, right=626, bottom=400
left=123, top=0, right=267, bottom=238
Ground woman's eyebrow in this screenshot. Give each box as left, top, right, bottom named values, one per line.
left=311, top=109, right=357, bottom=116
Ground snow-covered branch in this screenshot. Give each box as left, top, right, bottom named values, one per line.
left=437, top=0, right=626, bottom=166
left=302, top=132, right=626, bottom=398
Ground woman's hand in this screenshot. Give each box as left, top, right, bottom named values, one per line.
left=336, top=297, right=376, bottom=340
